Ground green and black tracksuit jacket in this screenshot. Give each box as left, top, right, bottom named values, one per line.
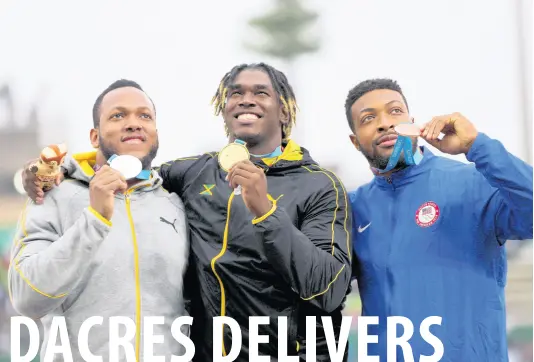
left=157, top=140, right=353, bottom=361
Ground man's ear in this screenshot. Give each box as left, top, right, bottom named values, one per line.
left=90, top=128, right=99, bottom=148
left=349, top=134, right=360, bottom=151
left=279, top=104, right=289, bottom=126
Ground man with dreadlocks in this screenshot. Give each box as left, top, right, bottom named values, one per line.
left=164, top=63, right=352, bottom=361
left=22, top=63, right=352, bottom=361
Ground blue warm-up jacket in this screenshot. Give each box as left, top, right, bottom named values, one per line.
left=349, top=133, right=533, bottom=361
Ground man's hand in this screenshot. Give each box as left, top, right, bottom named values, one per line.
left=420, top=112, right=478, bottom=155
left=22, top=158, right=64, bottom=204
left=227, top=160, right=272, bottom=218
left=89, top=165, right=127, bottom=221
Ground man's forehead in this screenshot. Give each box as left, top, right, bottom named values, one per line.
left=353, top=89, right=405, bottom=113
left=231, top=69, right=273, bottom=88
left=101, top=87, right=153, bottom=110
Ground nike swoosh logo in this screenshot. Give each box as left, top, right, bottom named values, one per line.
left=358, top=223, right=371, bottom=233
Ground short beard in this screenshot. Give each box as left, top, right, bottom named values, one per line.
left=357, top=138, right=417, bottom=172
left=99, top=136, right=159, bottom=170
left=362, top=148, right=409, bottom=171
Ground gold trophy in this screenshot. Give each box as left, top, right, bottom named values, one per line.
left=29, top=143, right=68, bottom=191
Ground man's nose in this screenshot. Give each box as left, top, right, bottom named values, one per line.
left=124, top=116, right=142, bottom=131
left=239, top=92, right=257, bottom=107
left=376, top=115, right=395, bottom=132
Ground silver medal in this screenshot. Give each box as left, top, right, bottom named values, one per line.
left=108, top=155, right=142, bottom=180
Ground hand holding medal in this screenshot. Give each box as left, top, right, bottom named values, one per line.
left=220, top=140, right=272, bottom=217
left=106, top=154, right=151, bottom=181
left=419, top=113, right=478, bottom=155
left=219, top=140, right=250, bottom=195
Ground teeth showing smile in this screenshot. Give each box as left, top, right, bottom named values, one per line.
left=237, top=113, right=259, bottom=120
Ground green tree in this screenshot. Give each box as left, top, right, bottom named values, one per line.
left=245, top=0, right=321, bottom=140
left=246, top=0, right=320, bottom=63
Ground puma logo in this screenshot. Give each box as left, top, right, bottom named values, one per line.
left=160, top=217, right=177, bottom=233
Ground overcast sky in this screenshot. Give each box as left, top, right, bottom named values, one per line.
left=0, top=0, right=530, bottom=189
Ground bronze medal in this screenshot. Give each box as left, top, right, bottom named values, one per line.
left=395, top=123, right=421, bottom=137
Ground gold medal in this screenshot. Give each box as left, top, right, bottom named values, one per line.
left=218, top=141, right=250, bottom=172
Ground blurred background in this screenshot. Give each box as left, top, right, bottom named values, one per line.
left=0, top=0, right=532, bottom=360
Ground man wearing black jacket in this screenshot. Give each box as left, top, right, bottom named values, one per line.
left=22, top=63, right=352, bottom=361
left=159, top=63, right=352, bottom=361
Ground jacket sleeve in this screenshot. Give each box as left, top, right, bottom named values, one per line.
left=466, top=132, right=533, bottom=243
left=252, top=171, right=352, bottom=313
left=8, top=196, right=111, bottom=318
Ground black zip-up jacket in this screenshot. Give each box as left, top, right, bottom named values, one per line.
left=157, top=140, right=352, bottom=361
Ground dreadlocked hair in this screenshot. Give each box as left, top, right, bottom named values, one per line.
left=211, top=63, right=298, bottom=141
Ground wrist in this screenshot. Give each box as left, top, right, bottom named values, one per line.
left=254, top=198, right=274, bottom=218
left=463, top=131, right=479, bottom=154
left=88, top=206, right=112, bottom=226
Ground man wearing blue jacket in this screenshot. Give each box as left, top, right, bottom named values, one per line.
left=345, top=78, right=533, bottom=361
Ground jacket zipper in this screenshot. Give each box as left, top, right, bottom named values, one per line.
left=386, top=177, right=395, bottom=317
left=210, top=191, right=236, bottom=356
left=125, top=191, right=142, bottom=362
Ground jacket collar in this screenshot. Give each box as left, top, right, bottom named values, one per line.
left=261, top=139, right=303, bottom=166
left=68, top=151, right=162, bottom=193
left=372, top=146, right=435, bottom=189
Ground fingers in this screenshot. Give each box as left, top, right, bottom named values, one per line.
left=22, top=159, right=41, bottom=202
left=226, top=160, right=261, bottom=182
left=424, top=137, right=441, bottom=150
left=422, top=117, right=442, bottom=141
left=55, top=172, right=65, bottom=186
left=91, top=165, right=128, bottom=193
left=423, top=113, right=463, bottom=139
left=422, top=116, right=455, bottom=141
left=29, top=180, right=44, bottom=204
left=231, top=160, right=258, bottom=173
left=95, top=165, right=127, bottom=182
left=109, top=179, right=128, bottom=194
left=227, top=161, right=264, bottom=188
left=229, top=175, right=249, bottom=189
left=228, top=169, right=257, bottom=188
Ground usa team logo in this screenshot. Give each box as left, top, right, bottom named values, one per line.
left=415, top=202, right=440, bottom=227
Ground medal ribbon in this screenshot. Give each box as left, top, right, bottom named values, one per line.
left=234, top=139, right=282, bottom=158
left=377, top=128, right=423, bottom=174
